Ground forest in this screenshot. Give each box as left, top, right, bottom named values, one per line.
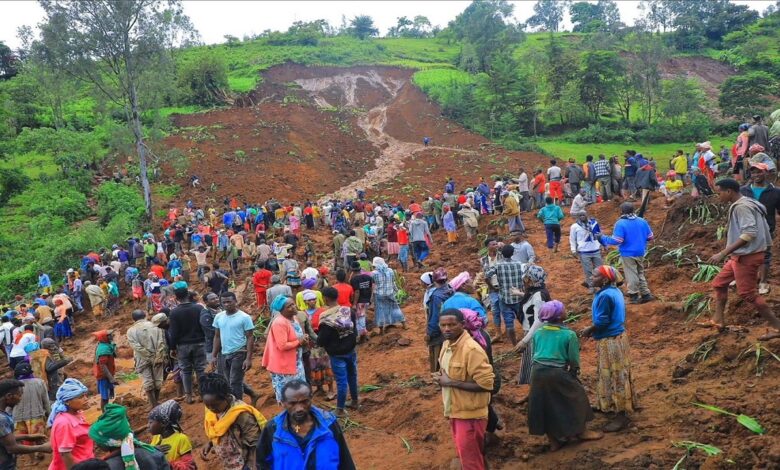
left=0, top=0, right=779, bottom=296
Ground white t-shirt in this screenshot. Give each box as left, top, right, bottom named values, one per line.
left=547, top=166, right=562, bottom=181
left=10, top=332, right=35, bottom=358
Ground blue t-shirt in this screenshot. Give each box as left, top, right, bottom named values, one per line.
left=591, top=286, right=626, bottom=339
left=752, top=186, right=767, bottom=200
left=624, top=158, right=637, bottom=177
left=603, top=216, right=653, bottom=257
left=213, top=310, right=254, bottom=354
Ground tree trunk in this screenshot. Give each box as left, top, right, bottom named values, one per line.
left=129, top=81, right=152, bottom=220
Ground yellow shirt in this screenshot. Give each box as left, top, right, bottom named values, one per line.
left=671, top=155, right=688, bottom=175
left=666, top=179, right=684, bottom=193
left=150, top=431, right=192, bottom=463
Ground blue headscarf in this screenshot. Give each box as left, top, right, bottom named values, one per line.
left=271, top=295, right=290, bottom=314
left=47, top=378, right=89, bottom=427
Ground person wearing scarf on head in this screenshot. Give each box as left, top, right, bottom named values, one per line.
left=49, top=378, right=94, bottom=469
left=371, top=257, right=406, bottom=334
left=93, top=329, right=117, bottom=412
left=294, top=277, right=323, bottom=311
left=527, top=300, right=602, bottom=451
left=90, top=403, right=168, bottom=469
left=459, top=307, right=504, bottom=446
left=514, top=265, right=552, bottom=385
left=262, top=296, right=308, bottom=403
left=581, top=265, right=637, bottom=433
left=148, top=400, right=196, bottom=470
left=12, top=361, right=49, bottom=447
left=442, top=272, right=487, bottom=321
left=316, top=288, right=358, bottom=418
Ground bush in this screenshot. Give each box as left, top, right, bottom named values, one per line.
left=178, top=54, right=229, bottom=106
left=10, top=182, right=89, bottom=223
left=95, top=182, right=145, bottom=226
left=0, top=168, right=30, bottom=205
left=635, top=118, right=711, bottom=143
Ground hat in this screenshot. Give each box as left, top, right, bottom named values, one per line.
left=432, top=267, right=448, bottom=282
left=151, top=313, right=168, bottom=326
left=92, top=329, right=114, bottom=342
left=420, top=272, right=434, bottom=286
left=172, top=281, right=188, bottom=291
left=318, top=266, right=330, bottom=276
left=750, top=162, right=769, bottom=172
left=302, top=291, right=317, bottom=301
left=271, top=274, right=281, bottom=283
left=449, top=271, right=471, bottom=291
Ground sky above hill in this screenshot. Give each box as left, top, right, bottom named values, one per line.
left=2, top=0, right=775, bottom=49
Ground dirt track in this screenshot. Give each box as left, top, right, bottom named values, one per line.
left=23, top=65, right=780, bottom=469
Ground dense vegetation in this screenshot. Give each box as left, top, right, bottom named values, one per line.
left=0, top=0, right=779, bottom=296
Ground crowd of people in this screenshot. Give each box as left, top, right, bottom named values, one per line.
left=0, top=117, right=779, bottom=469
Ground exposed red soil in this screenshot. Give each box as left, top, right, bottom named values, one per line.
left=23, top=64, right=780, bottom=469
left=658, top=56, right=737, bottom=113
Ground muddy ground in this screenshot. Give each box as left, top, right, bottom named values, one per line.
left=21, top=64, right=780, bottom=469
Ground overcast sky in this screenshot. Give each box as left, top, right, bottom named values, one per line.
left=2, top=0, right=775, bottom=49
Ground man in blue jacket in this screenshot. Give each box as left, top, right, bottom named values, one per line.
left=425, top=268, right=453, bottom=372
left=256, top=379, right=355, bottom=470
left=599, top=203, right=655, bottom=304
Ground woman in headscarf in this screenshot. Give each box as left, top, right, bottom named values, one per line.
left=734, top=123, right=750, bottom=182
left=85, top=280, right=106, bottom=318
left=48, top=378, right=94, bottom=469
left=200, top=373, right=265, bottom=470
left=261, top=296, right=308, bottom=403
left=148, top=400, right=196, bottom=470
left=459, top=308, right=504, bottom=446
left=442, top=271, right=486, bottom=320
left=294, top=277, right=323, bottom=311
left=442, top=205, right=458, bottom=246
left=12, top=362, right=49, bottom=447
left=514, top=265, right=552, bottom=386
left=303, top=292, right=335, bottom=400
left=527, top=300, right=602, bottom=451
left=371, top=257, right=407, bottom=334
left=90, top=403, right=169, bottom=469
left=581, top=265, right=637, bottom=433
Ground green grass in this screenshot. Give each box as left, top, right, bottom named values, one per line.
left=156, top=105, right=203, bottom=118
left=0, top=152, right=59, bottom=178
left=537, top=138, right=733, bottom=163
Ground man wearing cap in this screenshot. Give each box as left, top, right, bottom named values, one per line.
left=739, top=163, right=780, bottom=295
left=168, top=282, right=206, bottom=404
left=126, top=309, right=167, bottom=408
left=425, top=268, right=453, bottom=372
left=707, top=178, right=780, bottom=341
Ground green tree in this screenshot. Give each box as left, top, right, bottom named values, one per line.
left=543, top=34, right=579, bottom=126
left=387, top=16, right=413, bottom=37
left=578, top=50, right=623, bottom=120
left=449, top=0, right=520, bottom=72
left=37, top=0, right=196, bottom=220
left=570, top=1, right=620, bottom=33
left=0, top=41, right=18, bottom=80
left=527, top=0, right=568, bottom=32
left=178, top=54, right=229, bottom=106
left=0, top=168, right=30, bottom=205
left=348, top=15, right=379, bottom=39
left=661, top=77, right=705, bottom=124
left=719, top=71, right=779, bottom=119
left=624, top=32, right=666, bottom=123
left=637, top=0, right=677, bottom=32
left=670, top=0, right=759, bottom=50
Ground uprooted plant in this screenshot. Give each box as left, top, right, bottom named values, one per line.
left=691, top=338, right=717, bottom=363
left=693, top=402, right=765, bottom=434
left=671, top=441, right=727, bottom=470
left=683, top=293, right=711, bottom=321
left=661, top=244, right=694, bottom=267
left=737, top=341, right=780, bottom=376
left=692, top=264, right=722, bottom=283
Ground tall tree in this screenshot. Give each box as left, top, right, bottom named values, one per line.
left=0, top=42, right=18, bottom=80
left=543, top=34, right=579, bottom=126
left=578, top=50, right=623, bottom=120
left=527, top=0, right=568, bottom=32
left=719, top=71, right=778, bottom=119
left=449, top=0, right=520, bottom=72
left=660, top=77, right=705, bottom=125
left=569, top=1, right=622, bottom=33
left=637, top=0, right=677, bottom=32
left=37, top=0, right=196, bottom=219
left=348, top=15, right=379, bottom=39
left=624, top=32, right=665, bottom=123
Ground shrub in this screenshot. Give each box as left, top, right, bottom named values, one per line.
left=570, top=124, right=636, bottom=144
left=10, top=182, right=89, bottom=223
left=95, top=182, right=145, bottom=226
left=0, top=168, right=30, bottom=205
left=178, top=54, right=230, bottom=106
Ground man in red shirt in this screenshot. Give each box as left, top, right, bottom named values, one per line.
left=149, top=261, right=165, bottom=280
left=252, top=264, right=273, bottom=312
left=333, top=269, right=355, bottom=307
left=408, top=200, right=422, bottom=215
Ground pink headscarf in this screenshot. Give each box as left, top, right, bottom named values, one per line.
left=449, top=271, right=471, bottom=291
left=460, top=308, right=487, bottom=349
left=538, top=300, right=565, bottom=323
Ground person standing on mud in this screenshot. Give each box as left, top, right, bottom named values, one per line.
left=409, top=212, right=432, bottom=269
left=126, top=309, right=167, bottom=408
left=580, top=266, right=637, bottom=433
left=432, top=309, right=494, bottom=470
left=739, top=163, right=780, bottom=295
left=598, top=203, right=655, bottom=304
left=168, top=285, right=207, bottom=404
left=703, top=179, right=780, bottom=340
left=570, top=212, right=603, bottom=294
left=484, top=245, right=524, bottom=346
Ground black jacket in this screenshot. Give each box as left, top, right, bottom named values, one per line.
left=168, top=302, right=205, bottom=347
left=740, top=183, right=780, bottom=234
left=316, top=310, right=357, bottom=357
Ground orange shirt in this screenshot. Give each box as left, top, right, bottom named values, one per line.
left=532, top=174, right=546, bottom=194
left=397, top=229, right=409, bottom=245
left=409, top=203, right=422, bottom=214
left=334, top=282, right=354, bottom=307
left=150, top=264, right=165, bottom=279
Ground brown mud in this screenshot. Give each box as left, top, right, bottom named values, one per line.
left=23, top=64, right=780, bottom=469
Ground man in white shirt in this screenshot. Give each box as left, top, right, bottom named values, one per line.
left=547, top=160, right=564, bottom=205
left=301, top=260, right=320, bottom=281
left=570, top=189, right=592, bottom=217
left=570, top=212, right=603, bottom=293
left=9, top=324, right=35, bottom=369
left=516, top=168, right=530, bottom=212
left=0, top=317, right=15, bottom=363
